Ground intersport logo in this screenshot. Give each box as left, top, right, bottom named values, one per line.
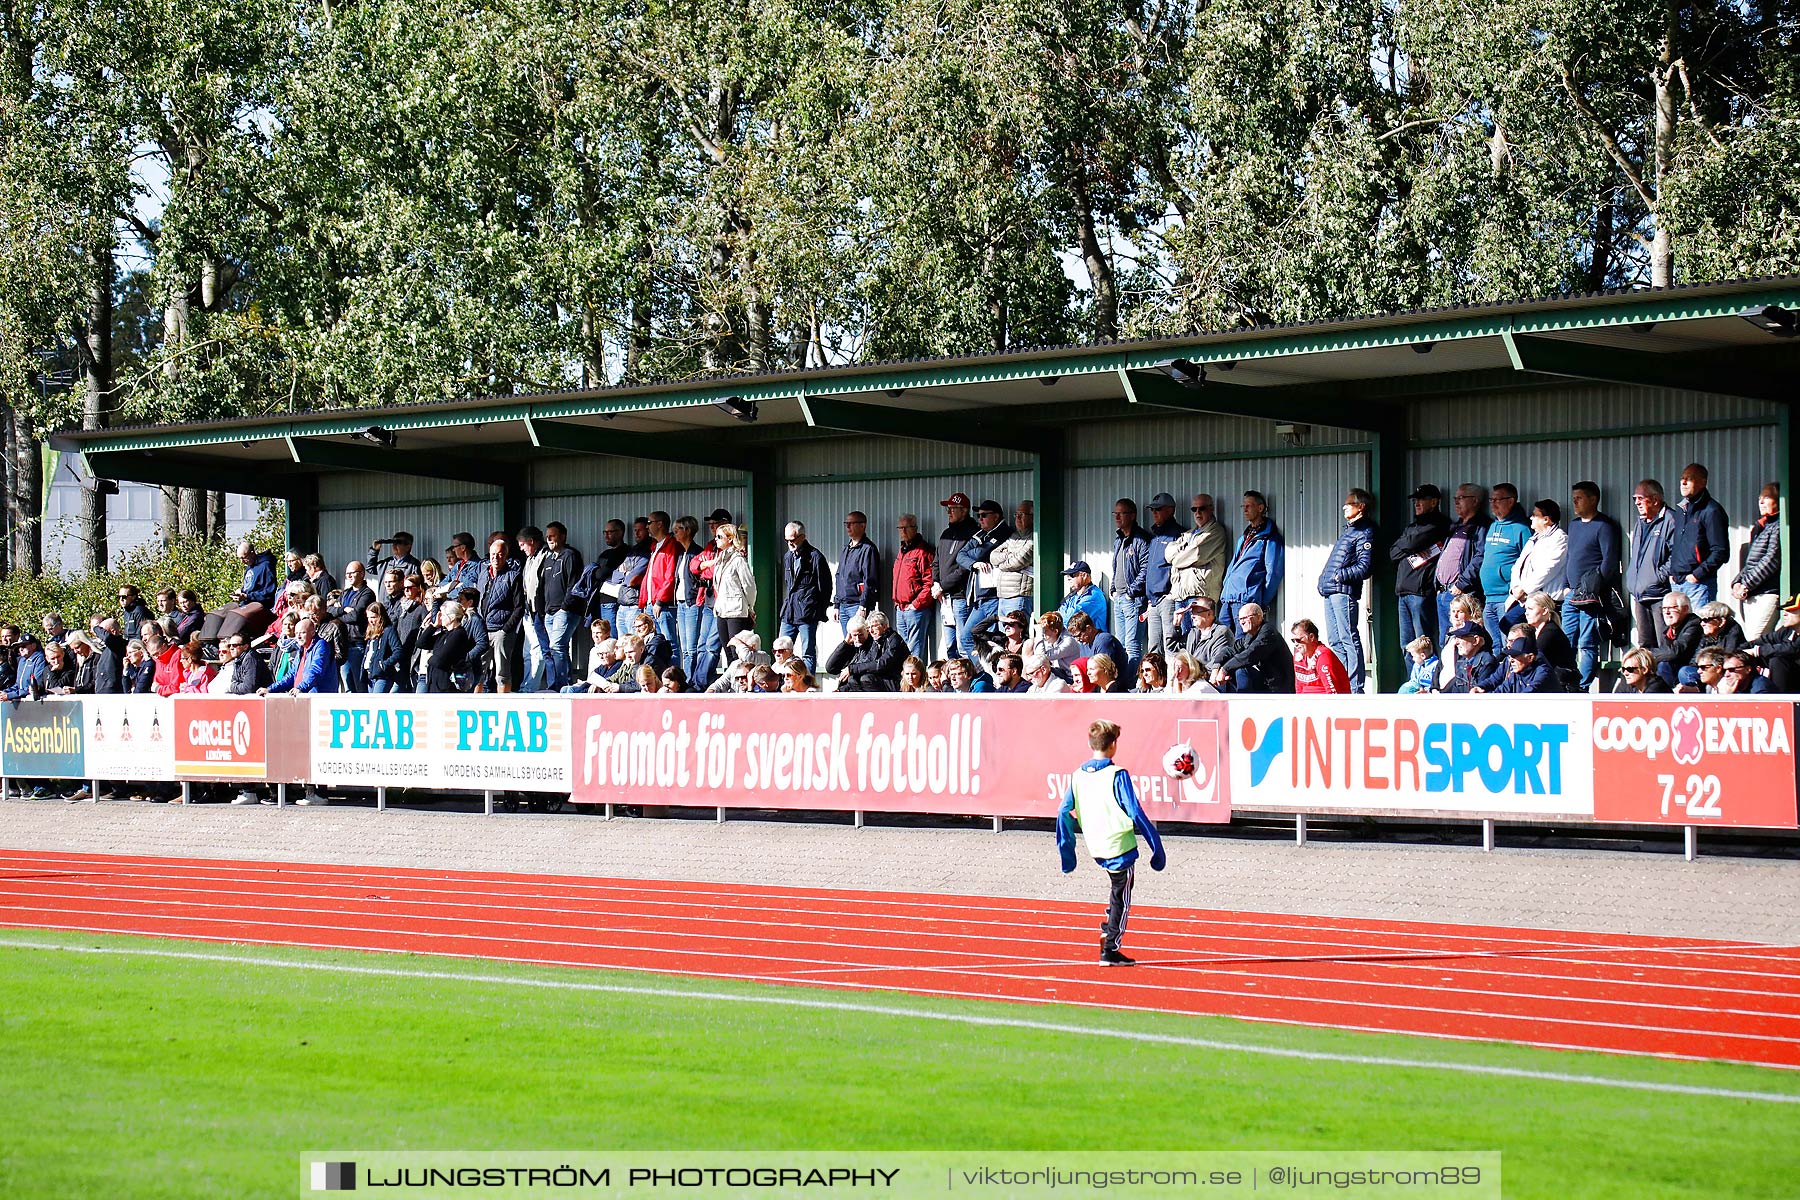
left=1592, top=707, right=1791, bottom=764
left=187, top=711, right=253, bottom=757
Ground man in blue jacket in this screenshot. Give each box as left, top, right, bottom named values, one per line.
left=1480, top=484, right=1532, bottom=645
left=1626, top=480, right=1679, bottom=648
left=1562, top=481, right=1623, bottom=689
left=1668, top=463, right=1729, bottom=607
left=1057, top=719, right=1166, bottom=967
left=1220, top=491, right=1285, bottom=629
left=1317, top=488, right=1376, bottom=693
left=263, top=618, right=338, bottom=694
left=954, top=501, right=1010, bottom=658
left=1108, top=498, right=1149, bottom=671
left=478, top=535, right=525, bottom=692
left=780, top=520, right=833, bottom=671
left=204, top=541, right=281, bottom=643
left=830, top=510, right=882, bottom=635
left=1058, top=561, right=1109, bottom=635
left=1481, top=633, right=1559, bottom=694
left=3, top=631, right=48, bottom=701
left=1141, top=493, right=1184, bottom=665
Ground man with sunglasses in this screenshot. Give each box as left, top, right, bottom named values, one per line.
left=1141, top=492, right=1185, bottom=665
left=116, top=585, right=156, bottom=632
left=1719, top=651, right=1769, bottom=695
left=1164, top=493, right=1228, bottom=654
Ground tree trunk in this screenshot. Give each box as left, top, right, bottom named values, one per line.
left=1070, top=165, right=1118, bottom=341
left=159, top=486, right=180, bottom=547
left=207, top=490, right=226, bottom=540
left=178, top=486, right=205, bottom=539
left=0, top=406, right=13, bottom=576
left=1650, top=11, right=1678, bottom=287
left=1587, top=192, right=1615, bottom=292
left=10, top=413, right=42, bottom=576
left=79, top=242, right=114, bottom=573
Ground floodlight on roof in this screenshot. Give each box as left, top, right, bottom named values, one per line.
left=1158, top=358, right=1205, bottom=388
left=712, top=395, right=758, bottom=422
left=356, top=425, right=397, bottom=449
left=1739, top=305, right=1797, bottom=338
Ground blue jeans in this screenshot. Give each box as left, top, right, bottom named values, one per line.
left=544, top=608, right=575, bottom=690
left=693, top=605, right=720, bottom=688
left=998, top=595, right=1031, bottom=625
left=1323, top=592, right=1365, bottom=694
left=951, top=597, right=972, bottom=657
left=1435, top=592, right=1458, bottom=642
left=678, top=602, right=705, bottom=682
left=652, top=605, right=681, bottom=667
left=1482, top=598, right=1509, bottom=648
left=342, top=651, right=367, bottom=694
left=1111, top=594, right=1143, bottom=672
left=1676, top=579, right=1716, bottom=609
left=1562, top=604, right=1602, bottom=690
left=593, top=602, right=619, bottom=637
left=1144, top=595, right=1177, bottom=660
left=1398, top=594, right=1435, bottom=659
left=779, top=619, right=818, bottom=670
left=958, top=598, right=997, bottom=660
left=615, top=604, right=639, bottom=641
left=522, top=613, right=550, bottom=691
left=895, top=606, right=931, bottom=662
left=369, top=679, right=395, bottom=694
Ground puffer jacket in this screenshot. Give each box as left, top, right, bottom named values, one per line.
left=1317, top=517, right=1376, bottom=598
left=987, top=530, right=1034, bottom=600
left=712, top=546, right=757, bottom=619
left=1165, top=521, right=1228, bottom=601
left=1738, top=512, right=1782, bottom=598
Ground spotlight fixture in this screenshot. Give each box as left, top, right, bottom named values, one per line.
left=1631, top=321, right=1658, bottom=333
left=1739, top=305, right=1797, bottom=338
left=1160, top=358, right=1206, bottom=388
left=1411, top=341, right=1435, bottom=355
left=887, top=388, right=907, bottom=398
left=356, top=425, right=397, bottom=449
left=95, top=478, right=120, bottom=497
left=712, top=395, right=759, bottom=423
left=1275, top=423, right=1312, bottom=448
left=1039, top=375, right=1060, bottom=386
left=1215, top=361, right=1237, bottom=372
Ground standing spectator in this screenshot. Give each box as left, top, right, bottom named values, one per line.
left=537, top=521, right=583, bottom=690
left=173, top=591, right=205, bottom=644
left=932, top=493, right=979, bottom=657
left=1480, top=483, right=1531, bottom=645
left=779, top=520, right=831, bottom=671
left=1561, top=481, right=1623, bottom=689
left=1058, top=561, right=1109, bottom=638
left=1389, top=484, right=1450, bottom=660
left=390, top=575, right=429, bottom=668
left=1435, top=484, right=1490, bottom=641
left=1734, top=484, right=1782, bottom=638
left=366, top=531, right=421, bottom=581
left=40, top=640, right=76, bottom=692
left=1317, top=488, right=1376, bottom=693
left=573, top=519, right=628, bottom=630
left=333, top=560, right=376, bottom=692
left=989, top=501, right=1036, bottom=620
left=1220, top=491, right=1285, bottom=629
left=1107, top=498, right=1150, bottom=670
left=1165, top=493, right=1228, bottom=649
left=1141, top=492, right=1185, bottom=659
left=435, top=533, right=483, bottom=612
left=711, top=524, right=757, bottom=663
left=117, top=585, right=156, bottom=632
left=1667, top=463, right=1729, bottom=607
left=669, top=515, right=708, bottom=688
left=378, top=567, right=406, bottom=619
left=683, top=516, right=723, bottom=689
left=479, top=534, right=524, bottom=692
left=1290, top=619, right=1350, bottom=694
left=614, top=517, right=652, bottom=635
left=1503, top=500, right=1568, bottom=629
left=362, top=605, right=407, bottom=693
left=264, top=616, right=338, bottom=695
left=283, top=549, right=306, bottom=583
left=303, top=553, right=338, bottom=598
left=87, top=617, right=127, bottom=694
left=1626, top=479, right=1678, bottom=648
left=40, top=613, right=68, bottom=646
left=1213, top=603, right=1294, bottom=694
left=640, top=511, right=683, bottom=664
left=830, top=510, right=882, bottom=634
left=891, top=514, right=935, bottom=662
left=954, top=501, right=1009, bottom=655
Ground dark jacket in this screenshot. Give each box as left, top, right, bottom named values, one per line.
left=568, top=544, right=629, bottom=617
left=1697, top=617, right=1745, bottom=658
left=936, top=517, right=980, bottom=598
left=1111, top=524, right=1150, bottom=601
left=824, top=629, right=908, bottom=691
left=1668, top=489, right=1729, bottom=583
left=479, top=561, right=524, bottom=634
left=389, top=600, right=427, bottom=665
left=89, top=627, right=127, bottom=695
left=419, top=623, right=476, bottom=693
left=364, top=626, right=408, bottom=687
left=780, top=541, right=832, bottom=624
left=1389, top=508, right=1452, bottom=597
left=1523, top=618, right=1577, bottom=678
left=120, top=599, right=156, bottom=631
left=366, top=546, right=422, bottom=582
left=225, top=650, right=272, bottom=695
left=1443, top=648, right=1498, bottom=694
left=1494, top=657, right=1560, bottom=694
left=1144, top=517, right=1186, bottom=604
left=1221, top=622, right=1295, bottom=694
left=1650, top=612, right=1703, bottom=668
left=1612, top=673, right=1673, bottom=694
left=240, top=551, right=279, bottom=607
left=334, top=585, right=377, bottom=645
left=614, top=539, right=652, bottom=607
left=538, top=544, right=583, bottom=613
left=1738, top=513, right=1782, bottom=598
left=955, top=521, right=1011, bottom=605
left=833, top=539, right=883, bottom=612
left=1563, top=513, right=1623, bottom=593
left=1317, top=517, right=1376, bottom=598
left=4, top=649, right=48, bottom=700
left=1750, top=625, right=1800, bottom=692
left=125, top=658, right=155, bottom=693
left=1627, top=509, right=1678, bottom=600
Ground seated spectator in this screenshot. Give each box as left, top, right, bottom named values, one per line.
left=1182, top=597, right=1233, bottom=676
left=3, top=631, right=47, bottom=700
left=210, top=633, right=269, bottom=695
left=86, top=617, right=127, bottom=694
left=1519, top=591, right=1577, bottom=685
left=926, top=660, right=949, bottom=691
left=1435, top=594, right=1483, bottom=690
left=362, top=606, right=407, bottom=693
left=263, top=616, right=338, bottom=694
left=268, top=610, right=301, bottom=679
left=631, top=610, right=672, bottom=672
left=173, top=590, right=205, bottom=644
left=1290, top=619, right=1350, bottom=694
left=1024, top=652, right=1069, bottom=695
left=118, top=585, right=156, bottom=631
left=1135, top=652, right=1167, bottom=693
left=634, top=664, right=662, bottom=694
left=899, top=657, right=929, bottom=692
left=567, top=638, right=618, bottom=693
left=770, top=635, right=797, bottom=673
left=1720, top=650, right=1770, bottom=694
left=1165, top=651, right=1215, bottom=695
left=41, top=639, right=76, bottom=693
left=707, top=658, right=753, bottom=694
left=729, top=629, right=771, bottom=667
left=940, top=657, right=984, bottom=693
left=60, top=633, right=98, bottom=694
left=990, top=652, right=1029, bottom=693
left=1065, top=611, right=1126, bottom=675
left=661, top=666, right=689, bottom=694
left=205, top=540, right=279, bottom=642
left=825, top=612, right=908, bottom=692
left=1686, top=603, right=1744, bottom=689
left=973, top=610, right=1030, bottom=676
left=1651, top=592, right=1702, bottom=687
left=1213, top=603, right=1295, bottom=694
left=177, top=642, right=215, bottom=692
left=1612, top=646, right=1671, bottom=693
left=143, top=625, right=183, bottom=697
left=1742, top=596, right=1800, bottom=690
left=590, top=635, right=650, bottom=694
left=1675, top=647, right=1725, bottom=694
left=275, top=578, right=313, bottom=623
left=41, top=612, right=68, bottom=645
left=1398, top=635, right=1437, bottom=694
left=1480, top=633, right=1560, bottom=694
left=1438, top=624, right=1499, bottom=693
left=1030, top=612, right=1082, bottom=669
left=123, top=638, right=153, bottom=693
left=779, top=660, right=819, bottom=694
left=152, top=586, right=179, bottom=628
left=748, top=664, right=781, bottom=693
left=1087, top=653, right=1126, bottom=693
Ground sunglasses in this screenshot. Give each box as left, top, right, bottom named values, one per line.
left=1725, top=665, right=1751, bottom=674
left=1191, top=506, right=1212, bottom=513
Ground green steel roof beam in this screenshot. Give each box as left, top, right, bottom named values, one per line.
left=1500, top=331, right=1790, bottom=402
left=523, top=416, right=763, bottom=473
left=84, top=450, right=313, bottom=502
left=1120, top=369, right=1405, bottom=434
left=283, top=435, right=522, bottom=490
left=798, top=394, right=1060, bottom=456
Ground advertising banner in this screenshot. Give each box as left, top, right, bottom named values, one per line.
left=1, top=698, right=85, bottom=779
left=1228, top=695, right=1596, bottom=818
left=308, top=695, right=573, bottom=792
left=570, top=695, right=1232, bottom=822
left=1591, top=699, right=1798, bottom=829
left=85, top=695, right=175, bottom=781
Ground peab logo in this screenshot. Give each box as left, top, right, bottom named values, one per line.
left=311, top=1161, right=356, bottom=1191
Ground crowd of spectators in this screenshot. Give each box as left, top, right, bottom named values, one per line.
left=1, top=463, right=1790, bottom=717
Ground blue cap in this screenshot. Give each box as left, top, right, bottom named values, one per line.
left=1063, top=561, right=1091, bottom=576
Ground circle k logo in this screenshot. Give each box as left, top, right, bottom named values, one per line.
left=233, top=709, right=253, bottom=756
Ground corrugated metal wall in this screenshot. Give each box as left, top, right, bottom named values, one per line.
left=317, top=475, right=500, bottom=578
left=529, top=455, right=747, bottom=547
left=1409, top=382, right=1771, bottom=441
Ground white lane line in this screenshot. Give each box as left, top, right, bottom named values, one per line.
left=2, top=933, right=1797, bottom=1104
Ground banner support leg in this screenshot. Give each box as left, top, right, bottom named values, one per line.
left=377, top=787, right=387, bottom=812
left=1684, top=826, right=1698, bottom=862
left=716, top=806, right=725, bottom=824
left=604, top=803, right=613, bottom=820
left=180, top=781, right=191, bottom=806
left=1295, top=813, right=1308, bottom=846
left=277, top=783, right=287, bottom=808
left=992, top=816, right=1002, bottom=833
left=1482, top=819, right=1495, bottom=853
left=484, top=789, right=495, bottom=816
left=854, top=810, right=864, bottom=829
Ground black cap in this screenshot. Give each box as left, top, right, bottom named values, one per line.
left=1063, top=560, right=1091, bottom=576
left=1447, top=622, right=1483, bottom=641
left=708, top=508, right=733, bottom=523
left=1506, top=635, right=1536, bottom=659
left=977, top=499, right=1004, bottom=515
left=1409, top=484, right=1442, bottom=501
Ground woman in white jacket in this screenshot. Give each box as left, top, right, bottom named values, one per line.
left=1505, top=499, right=1568, bottom=628
left=712, top=524, right=758, bottom=662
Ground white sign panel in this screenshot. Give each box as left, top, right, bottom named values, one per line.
left=307, top=695, right=573, bottom=792
left=84, top=695, right=176, bottom=781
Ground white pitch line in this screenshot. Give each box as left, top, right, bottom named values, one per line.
left=2, top=934, right=1797, bottom=1106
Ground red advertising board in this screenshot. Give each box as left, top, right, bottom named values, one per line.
left=1591, top=699, right=1798, bottom=828
left=171, top=695, right=310, bottom=783
left=570, top=695, right=1231, bottom=823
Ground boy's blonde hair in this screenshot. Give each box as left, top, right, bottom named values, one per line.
left=1406, top=635, right=1434, bottom=658
left=1088, top=719, right=1120, bottom=752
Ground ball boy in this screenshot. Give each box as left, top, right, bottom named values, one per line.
left=1056, top=719, right=1167, bottom=966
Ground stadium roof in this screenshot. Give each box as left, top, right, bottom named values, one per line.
left=52, top=274, right=1800, bottom=498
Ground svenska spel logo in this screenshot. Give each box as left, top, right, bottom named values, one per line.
left=311, top=1161, right=356, bottom=1191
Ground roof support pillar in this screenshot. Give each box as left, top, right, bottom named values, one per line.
left=1032, top=445, right=1067, bottom=617
left=1367, top=412, right=1410, bottom=693
left=746, top=464, right=781, bottom=649
left=282, top=476, right=320, bottom=559
left=1782, top=404, right=1800, bottom=602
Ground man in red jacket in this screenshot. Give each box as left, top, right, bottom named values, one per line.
left=1290, top=618, right=1350, bottom=694
left=640, top=510, right=682, bottom=665
left=891, top=513, right=936, bottom=661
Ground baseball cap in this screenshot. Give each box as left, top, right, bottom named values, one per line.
left=940, top=492, right=971, bottom=509
left=1149, top=492, right=1177, bottom=509
left=708, top=507, right=733, bottom=523
left=17, top=629, right=40, bottom=646
left=1505, top=635, right=1536, bottom=659
left=976, top=499, right=1004, bottom=515
left=1447, top=622, right=1483, bottom=641
left=1062, top=560, right=1091, bottom=576
left=1784, top=594, right=1800, bottom=613
left=1409, top=484, right=1443, bottom=501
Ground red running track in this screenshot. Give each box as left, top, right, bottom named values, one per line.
left=1, top=848, right=1797, bottom=1069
